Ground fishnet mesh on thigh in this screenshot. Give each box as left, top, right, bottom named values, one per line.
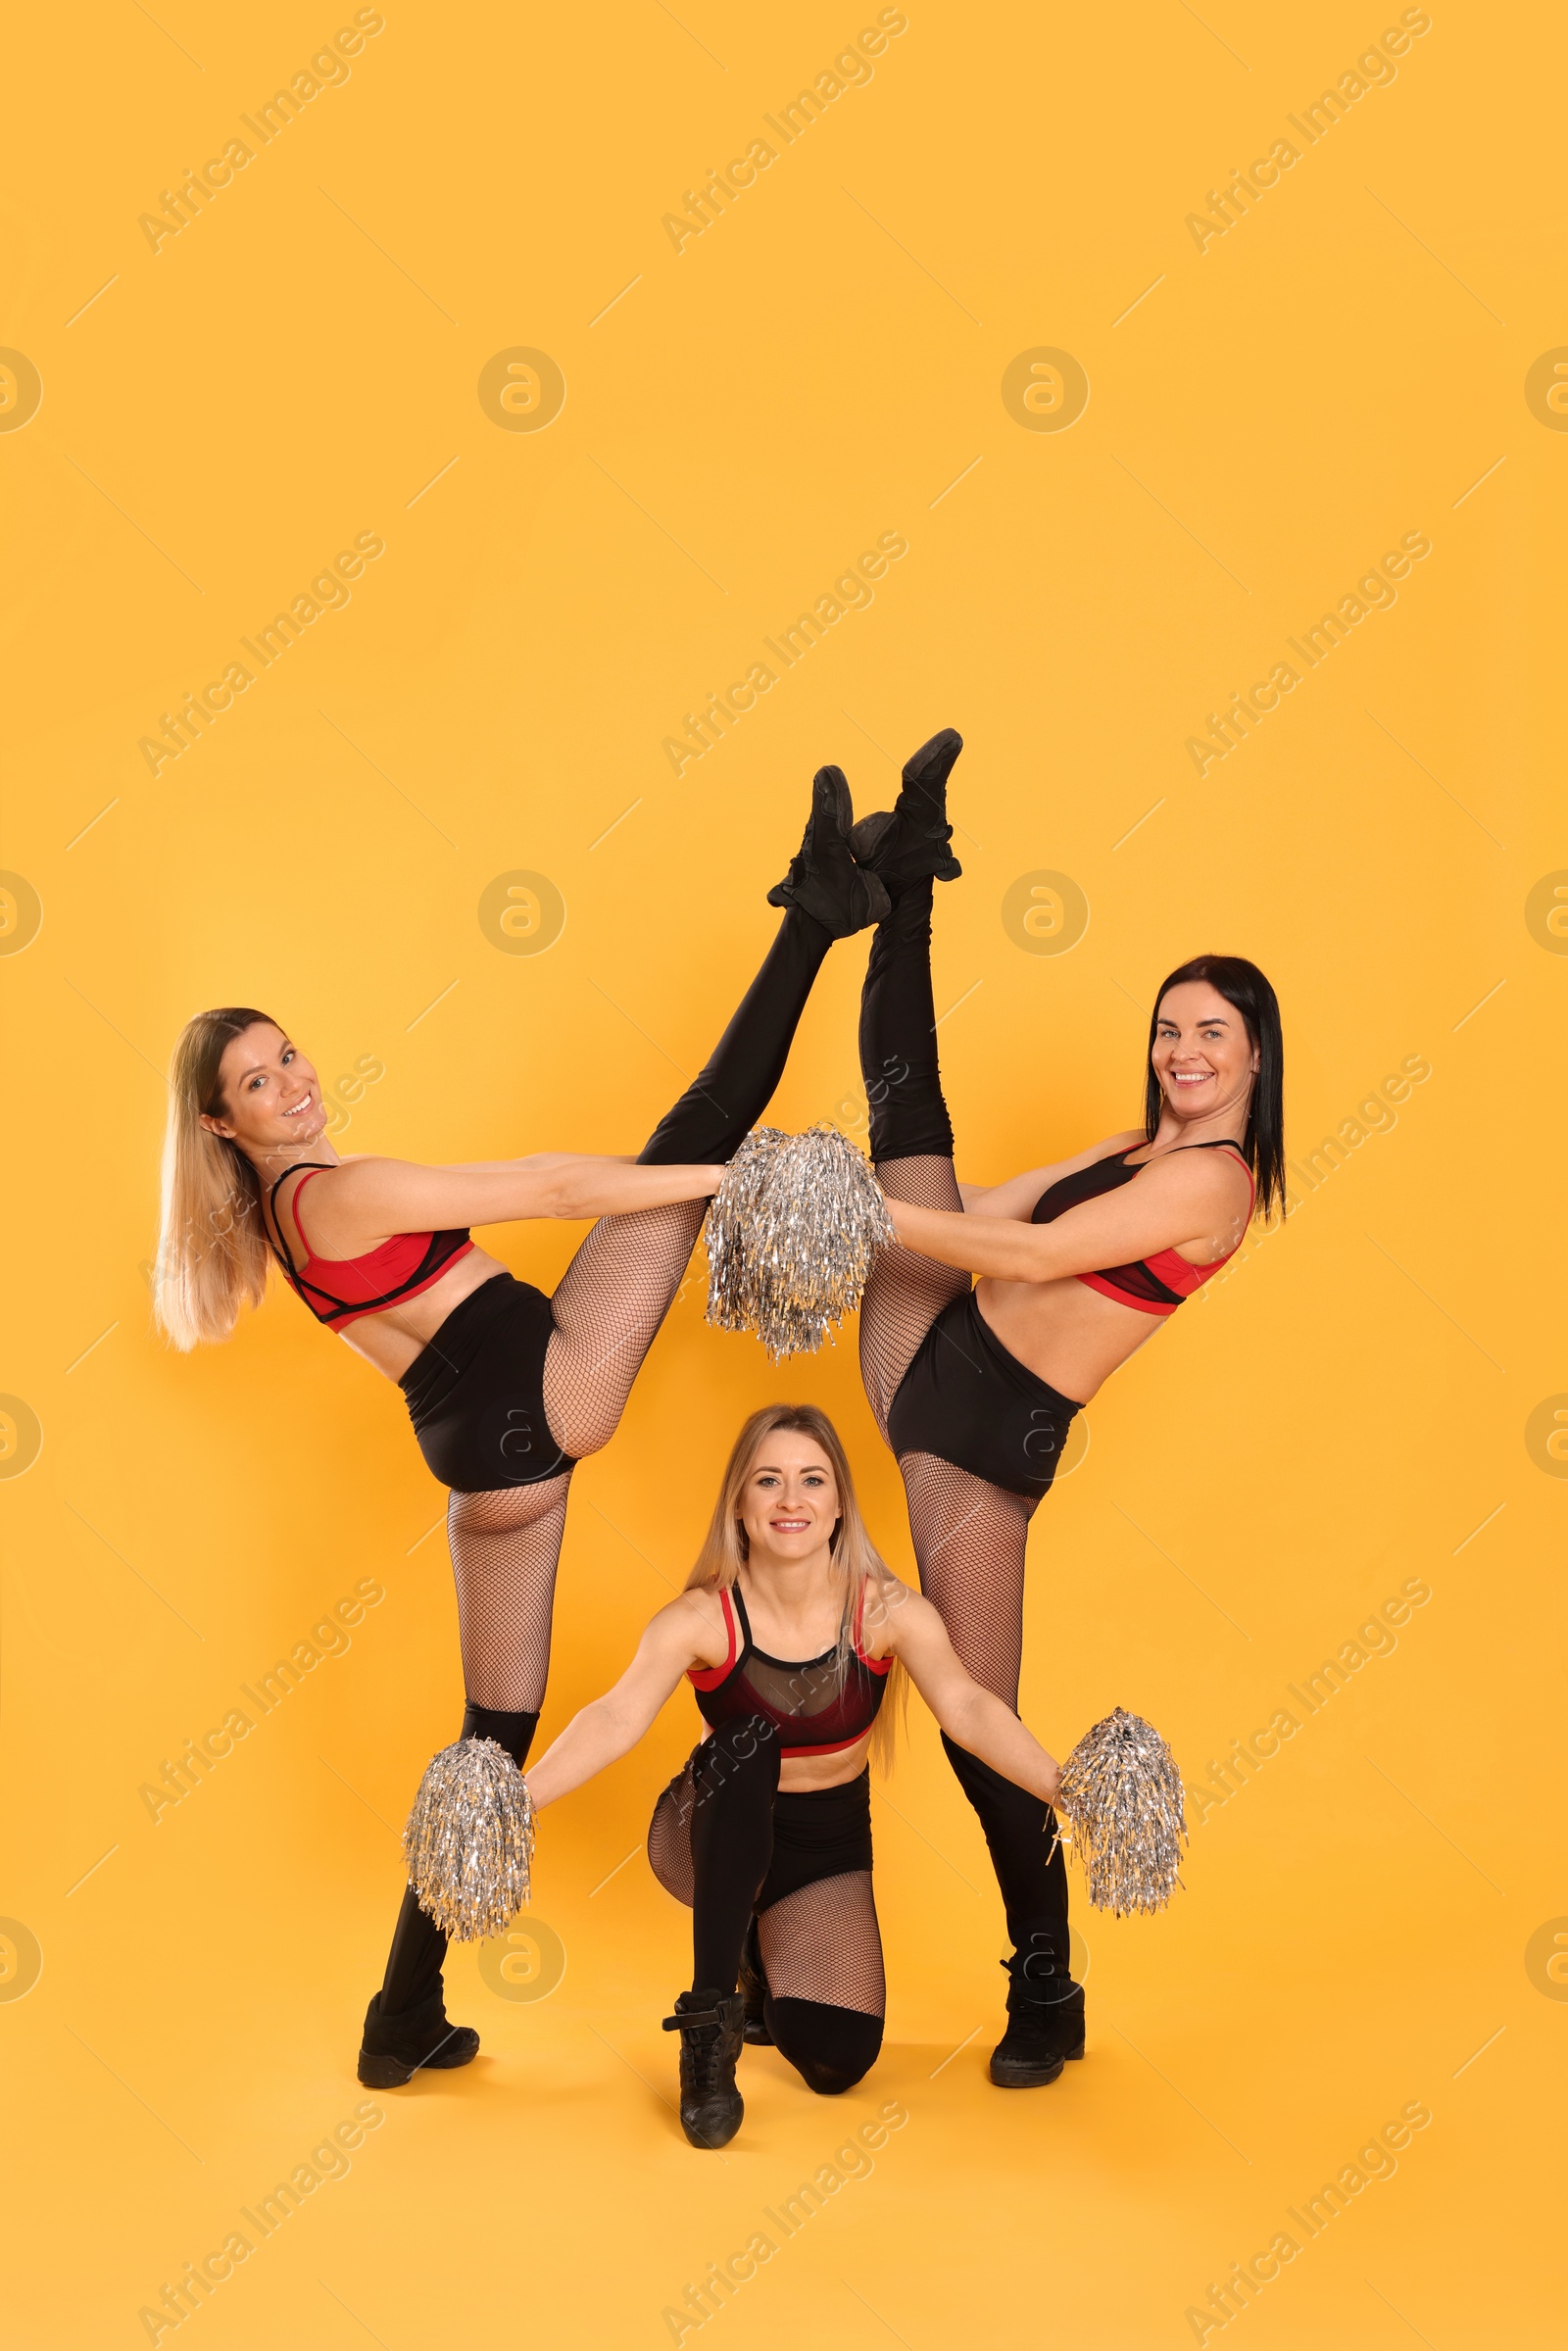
left=647, top=1765, right=697, bottom=1906
left=542, top=1200, right=708, bottom=1461
left=898, top=1450, right=1037, bottom=1709
left=858, top=1154, right=971, bottom=1440
left=447, top=1471, right=572, bottom=1713
left=758, top=1870, right=885, bottom=2018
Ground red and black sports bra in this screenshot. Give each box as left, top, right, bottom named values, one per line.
left=266, top=1163, right=473, bottom=1333
left=1031, top=1141, right=1254, bottom=1319
left=688, top=1583, right=892, bottom=1759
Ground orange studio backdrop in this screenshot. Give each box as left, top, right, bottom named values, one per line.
left=1, top=1, right=1562, bottom=2344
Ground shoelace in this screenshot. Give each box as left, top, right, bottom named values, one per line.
left=662, top=2008, right=728, bottom=2089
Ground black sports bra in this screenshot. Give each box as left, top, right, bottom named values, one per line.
left=687, top=1584, right=891, bottom=1758
left=1031, top=1141, right=1253, bottom=1318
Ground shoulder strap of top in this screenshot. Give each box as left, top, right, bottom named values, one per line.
left=267, top=1161, right=332, bottom=1238
left=264, top=1161, right=334, bottom=1280
left=728, top=1583, right=752, bottom=1660
left=267, top=1158, right=333, bottom=1209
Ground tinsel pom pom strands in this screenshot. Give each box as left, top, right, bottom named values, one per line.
left=705, top=1124, right=896, bottom=1362
left=403, top=1738, right=535, bottom=1942
left=1054, top=1708, right=1188, bottom=1916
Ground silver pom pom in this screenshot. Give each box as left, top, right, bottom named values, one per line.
left=1055, top=1707, right=1187, bottom=1916
left=704, top=1123, right=896, bottom=1362
left=402, top=1737, right=534, bottom=1942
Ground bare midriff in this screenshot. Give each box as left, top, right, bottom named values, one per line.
left=775, top=1730, right=875, bottom=1795
left=332, top=1245, right=512, bottom=1381
left=975, top=1272, right=1167, bottom=1407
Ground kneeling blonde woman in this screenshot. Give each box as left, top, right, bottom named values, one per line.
left=523, top=1402, right=1074, bottom=2148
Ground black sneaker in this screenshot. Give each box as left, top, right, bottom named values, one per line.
left=847, top=727, right=963, bottom=892
left=738, top=1918, right=773, bottom=2046
left=662, top=1988, right=747, bottom=2147
left=988, top=1950, right=1086, bottom=2089
left=767, top=766, right=891, bottom=937
left=357, top=1988, right=480, bottom=2088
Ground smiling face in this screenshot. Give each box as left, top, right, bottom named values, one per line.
left=200, top=1021, right=328, bottom=1161
left=737, top=1429, right=842, bottom=1570
left=1151, top=980, right=1259, bottom=1128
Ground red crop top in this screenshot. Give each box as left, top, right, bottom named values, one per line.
left=266, top=1163, right=473, bottom=1333
left=688, top=1584, right=892, bottom=1759
left=1031, top=1140, right=1253, bottom=1318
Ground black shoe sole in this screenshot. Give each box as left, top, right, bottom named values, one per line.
left=357, top=2026, right=480, bottom=2088
left=988, top=2044, right=1085, bottom=2089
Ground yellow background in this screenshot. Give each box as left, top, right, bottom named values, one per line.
left=2, top=1, right=1562, bottom=2343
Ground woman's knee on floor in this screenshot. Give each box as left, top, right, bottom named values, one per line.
left=766, top=1995, right=883, bottom=2094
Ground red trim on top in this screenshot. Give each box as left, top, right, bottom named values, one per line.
left=779, top=1732, right=876, bottom=1759
left=1076, top=1150, right=1256, bottom=1317
left=273, top=1166, right=474, bottom=1332
left=686, top=1587, right=738, bottom=1691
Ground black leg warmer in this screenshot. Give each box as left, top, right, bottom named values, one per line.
left=941, top=1732, right=1073, bottom=1978
left=687, top=1717, right=782, bottom=1995
left=858, top=878, right=955, bottom=1163
left=766, top=1996, right=884, bottom=2095
left=375, top=1704, right=540, bottom=2021
left=639, top=907, right=834, bottom=1167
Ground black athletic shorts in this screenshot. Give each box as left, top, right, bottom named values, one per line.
left=399, top=1271, right=576, bottom=1494
left=886, top=1287, right=1082, bottom=1503
left=650, top=1756, right=874, bottom=1911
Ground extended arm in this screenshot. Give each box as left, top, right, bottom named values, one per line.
left=870, top=1582, right=1062, bottom=1804
left=887, top=1150, right=1248, bottom=1284
left=284, top=1151, right=726, bottom=1252
left=522, top=1593, right=722, bottom=1811
left=957, top=1132, right=1147, bottom=1220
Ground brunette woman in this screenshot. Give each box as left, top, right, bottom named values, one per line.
left=846, top=728, right=1282, bottom=2086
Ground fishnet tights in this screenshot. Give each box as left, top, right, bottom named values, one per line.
left=648, top=1775, right=885, bottom=2017
left=759, top=1872, right=884, bottom=2017
left=447, top=1200, right=708, bottom=1713
left=858, top=1154, right=970, bottom=1438
left=860, top=1151, right=1037, bottom=1710
left=899, top=1453, right=1036, bottom=1708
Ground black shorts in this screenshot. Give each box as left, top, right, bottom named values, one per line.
left=398, top=1272, right=576, bottom=1494
left=758, top=1769, right=873, bottom=1910
left=886, top=1286, right=1082, bottom=1502
left=650, top=1755, right=873, bottom=1910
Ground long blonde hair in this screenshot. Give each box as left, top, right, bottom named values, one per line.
left=685, top=1402, right=906, bottom=1769
left=154, top=1006, right=278, bottom=1349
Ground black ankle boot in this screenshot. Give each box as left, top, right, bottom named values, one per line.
left=767, top=766, right=891, bottom=937
left=989, top=1946, right=1086, bottom=2089
left=738, top=1919, right=773, bottom=2046
left=357, top=1988, right=480, bottom=2089
left=849, top=727, right=963, bottom=891
left=662, top=1989, right=746, bottom=2148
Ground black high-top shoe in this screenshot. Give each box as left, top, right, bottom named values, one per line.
left=357, top=1988, right=480, bottom=2089
left=662, top=1989, right=747, bottom=2147
left=767, top=766, right=891, bottom=937
left=847, top=727, right=963, bottom=891
left=988, top=1944, right=1086, bottom=2089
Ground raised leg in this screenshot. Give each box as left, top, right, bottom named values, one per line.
left=542, top=906, right=836, bottom=1463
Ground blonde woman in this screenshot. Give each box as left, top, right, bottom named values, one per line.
left=153, top=774, right=890, bottom=2087
left=523, top=1402, right=1069, bottom=2148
